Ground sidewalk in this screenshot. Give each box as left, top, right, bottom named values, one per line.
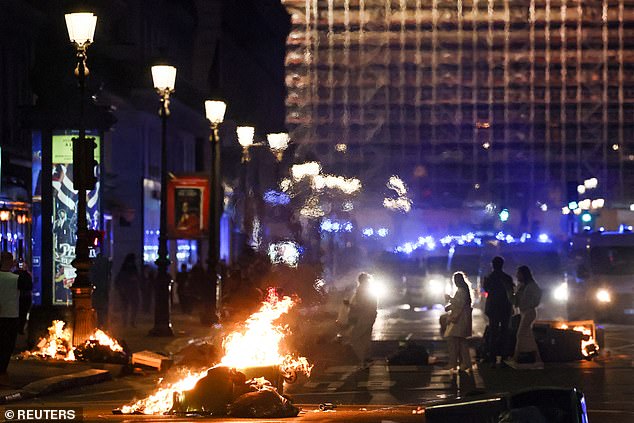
left=1, top=310, right=218, bottom=404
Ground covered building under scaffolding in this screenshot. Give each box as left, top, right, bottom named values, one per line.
left=283, top=0, right=634, bottom=211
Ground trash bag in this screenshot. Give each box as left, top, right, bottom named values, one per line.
left=228, top=388, right=300, bottom=418
left=73, top=340, right=129, bottom=364
left=171, top=366, right=241, bottom=415
left=387, top=342, right=429, bottom=366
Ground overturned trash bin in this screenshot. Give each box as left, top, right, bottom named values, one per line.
left=425, top=387, right=589, bottom=423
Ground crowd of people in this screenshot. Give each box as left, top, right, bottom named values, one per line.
left=337, top=256, right=543, bottom=372
left=442, top=255, right=543, bottom=374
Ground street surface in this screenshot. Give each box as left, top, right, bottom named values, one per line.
left=9, top=303, right=634, bottom=422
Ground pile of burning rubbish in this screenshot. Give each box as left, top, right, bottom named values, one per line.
left=19, top=320, right=128, bottom=364
left=116, top=288, right=312, bottom=417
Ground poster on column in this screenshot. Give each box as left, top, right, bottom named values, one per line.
left=51, top=132, right=101, bottom=305
left=167, top=175, right=210, bottom=239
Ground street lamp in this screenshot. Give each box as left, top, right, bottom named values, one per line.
left=148, top=64, right=177, bottom=337
left=65, top=11, right=98, bottom=346
left=267, top=132, right=290, bottom=162
left=236, top=126, right=255, bottom=248
left=202, top=100, right=226, bottom=325
left=237, top=126, right=255, bottom=163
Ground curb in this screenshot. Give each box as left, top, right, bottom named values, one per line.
left=0, top=369, right=111, bottom=404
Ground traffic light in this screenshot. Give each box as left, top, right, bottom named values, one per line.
left=72, top=136, right=99, bottom=190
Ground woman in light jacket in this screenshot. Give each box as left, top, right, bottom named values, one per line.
left=444, top=272, right=473, bottom=373
left=512, top=265, right=542, bottom=363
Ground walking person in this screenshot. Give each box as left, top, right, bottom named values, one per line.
left=0, top=252, right=31, bottom=385
left=114, top=253, right=140, bottom=328
left=483, top=256, right=515, bottom=367
left=14, top=261, right=33, bottom=335
left=175, top=264, right=191, bottom=314
left=344, top=272, right=378, bottom=367
left=90, top=253, right=111, bottom=329
left=444, top=272, right=473, bottom=374
left=511, top=265, right=543, bottom=365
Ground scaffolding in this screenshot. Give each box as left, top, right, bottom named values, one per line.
left=283, top=0, right=634, bottom=208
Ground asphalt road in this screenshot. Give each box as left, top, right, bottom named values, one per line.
left=7, top=302, right=634, bottom=422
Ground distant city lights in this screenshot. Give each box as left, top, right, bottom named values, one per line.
left=320, top=218, right=353, bottom=233
left=268, top=241, right=302, bottom=267
left=263, top=190, right=291, bottom=205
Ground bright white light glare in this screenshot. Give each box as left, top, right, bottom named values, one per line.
left=369, top=278, right=388, bottom=300
left=205, top=100, right=226, bottom=125
left=377, top=228, right=389, bottom=237
left=584, top=178, right=598, bottom=189
left=291, top=162, right=321, bottom=181
left=577, top=185, right=586, bottom=195
left=267, top=132, right=290, bottom=151
left=591, top=198, right=605, bottom=209
left=335, top=143, right=347, bottom=152
left=397, top=304, right=411, bottom=311
left=562, top=207, right=571, bottom=215
left=383, top=197, right=412, bottom=213
left=630, top=203, right=634, bottom=211
left=237, top=126, right=255, bottom=148
left=268, top=241, right=301, bottom=267
left=427, top=279, right=445, bottom=295
left=362, top=228, right=374, bottom=237
left=312, top=174, right=362, bottom=194
left=553, top=282, right=569, bottom=302
left=540, top=203, right=548, bottom=212
left=279, top=178, right=292, bottom=192
left=65, top=13, right=97, bottom=45
left=579, top=199, right=591, bottom=210
left=538, top=233, right=550, bottom=243
left=596, top=289, right=611, bottom=303
left=151, top=65, right=177, bottom=91
left=387, top=175, right=408, bottom=197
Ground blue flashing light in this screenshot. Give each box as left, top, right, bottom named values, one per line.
left=598, top=227, right=605, bottom=232
left=499, top=208, right=510, bottom=222
left=377, top=228, right=389, bottom=237
left=362, top=228, right=374, bottom=237
left=320, top=219, right=333, bottom=232
left=343, top=222, right=353, bottom=232
left=581, top=212, right=592, bottom=223
left=263, top=190, right=291, bottom=206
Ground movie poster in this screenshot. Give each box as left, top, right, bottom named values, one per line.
left=52, top=133, right=101, bottom=305
left=167, top=175, right=209, bottom=239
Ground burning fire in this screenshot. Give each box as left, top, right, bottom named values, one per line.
left=120, top=288, right=312, bottom=415
left=21, top=321, right=123, bottom=361
left=556, top=323, right=599, bottom=358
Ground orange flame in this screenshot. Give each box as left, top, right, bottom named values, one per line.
left=120, top=369, right=209, bottom=415
left=556, top=323, right=599, bottom=357
left=120, top=288, right=312, bottom=415
left=21, top=321, right=123, bottom=361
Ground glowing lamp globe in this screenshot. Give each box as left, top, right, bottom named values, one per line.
left=151, top=65, right=177, bottom=92
left=237, top=126, right=255, bottom=148
left=65, top=13, right=97, bottom=46
left=205, top=100, right=226, bottom=125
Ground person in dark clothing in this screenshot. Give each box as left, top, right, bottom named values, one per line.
left=90, top=253, right=111, bottom=329
left=114, top=253, right=140, bottom=327
left=175, top=264, right=192, bottom=314
left=14, top=264, right=33, bottom=335
left=0, top=252, right=31, bottom=385
left=483, top=256, right=515, bottom=366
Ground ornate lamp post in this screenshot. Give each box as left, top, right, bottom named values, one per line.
left=202, top=100, right=226, bottom=325
left=65, top=11, right=98, bottom=346
left=149, top=64, right=177, bottom=337
left=266, top=132, right=290, bottom=163
left=267, top=132, right=289, bottom=184
left=236, top=126, right=255, bottom=248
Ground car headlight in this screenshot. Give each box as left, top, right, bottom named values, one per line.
left=553, top=282, right=569, bottom=302
left=427, top=279, right=445, bottom=295
left=596, top=289, right=611, bottom=303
